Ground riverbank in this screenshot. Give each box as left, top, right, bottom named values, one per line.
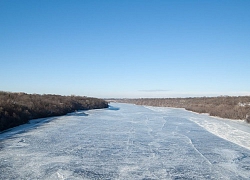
left=115, top=96, right=250, bottom=123
left=0, top=91, right=108, bottom=131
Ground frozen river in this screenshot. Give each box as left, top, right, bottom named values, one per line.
left=1, top=103, right=250, bottom=179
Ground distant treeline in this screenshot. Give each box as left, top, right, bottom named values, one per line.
left=117, top=96, right=250, bottom=123
left=0, top=92, right=108, bottom=131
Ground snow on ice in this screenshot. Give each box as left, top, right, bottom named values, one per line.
left=0, top=103, right=250, bottom=179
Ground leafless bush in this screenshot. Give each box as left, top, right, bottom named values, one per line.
left=0, top=91, right=108, bottom=131
left=246, top=114, right=250, bottom=123
left=117, top=96, right=250, bottom=122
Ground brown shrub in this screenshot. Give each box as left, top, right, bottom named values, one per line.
left=0, top=91, right=108, bottom=131
left=117, top=96, right=250, bottom=121
left=246, top=114, right=250, bottom=123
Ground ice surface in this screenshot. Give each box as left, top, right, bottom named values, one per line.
left=0, top=103, right=250, bottom=179
left=145, top=106, right=250, bottom=150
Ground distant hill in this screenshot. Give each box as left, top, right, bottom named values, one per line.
left=0, top=92, right=108, bottom=131
left=116, top=96, right=250, bottom=123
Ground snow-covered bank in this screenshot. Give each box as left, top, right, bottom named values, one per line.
left=145, top=105, right=250, bottom=150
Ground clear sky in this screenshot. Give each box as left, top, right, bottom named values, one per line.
left=1, top=0, right=250, bottom=98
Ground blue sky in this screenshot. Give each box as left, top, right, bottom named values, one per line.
left=1, top=0, right=250, bottom=98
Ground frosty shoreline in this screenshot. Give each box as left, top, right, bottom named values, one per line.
left=144, top=105, right=250, bottom=150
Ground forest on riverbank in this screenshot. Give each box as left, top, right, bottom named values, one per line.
left=117, top=96, right=250, bottom=123
left=0, top=91, right=108, bottom=131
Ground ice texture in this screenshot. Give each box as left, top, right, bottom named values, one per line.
left=0, top=103, right=250, bottom=179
